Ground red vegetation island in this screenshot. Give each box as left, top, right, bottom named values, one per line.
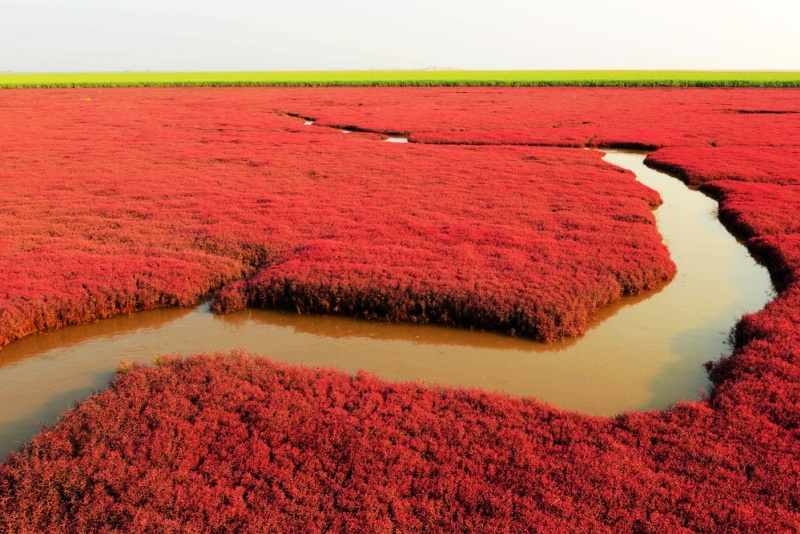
left=1, top=87, right=799, bottom=530
left=0, top=89, right=673, bottom=346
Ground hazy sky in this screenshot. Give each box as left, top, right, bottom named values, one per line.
left=1, top=0, right=798, bottom=72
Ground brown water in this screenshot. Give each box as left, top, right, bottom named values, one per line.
left=0, top=151, right=774, bottom=459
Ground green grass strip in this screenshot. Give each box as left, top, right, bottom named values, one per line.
left=2, top=70, right=800, bottom=88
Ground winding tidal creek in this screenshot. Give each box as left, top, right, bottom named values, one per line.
left=0, top=150, right=774, bottom=459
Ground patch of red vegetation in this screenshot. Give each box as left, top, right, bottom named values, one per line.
left=0, top=89, right=673, bottom=346
left=642, top=144, right=800, bottom=459
left=2, top=87, right=800, bottom=530
left=700, top=181, right=800, bottom=239
left=271, top=87, right=800, bottom=147
left=2, top=352, right=798, bottom=532
left=645, top=147, right=800, bottom=186
left=211, top=146, right=671, bottom=341
left=0, top=252, right=243, bottom=349
left=631, top=129, right=800, bottom=532
left=410, top=128, right=590, bottom=147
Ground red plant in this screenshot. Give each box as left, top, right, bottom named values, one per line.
left=0, top=89, right=673, bottom=345
left=700, top=180, right=800, bottom=239
left=2, top=352, right=798, bottom=532
left=645, top=146, right=800, bottom=186
left=266, top=86, right=800, bottom=147
left=2, top=87, right=800, bottom=531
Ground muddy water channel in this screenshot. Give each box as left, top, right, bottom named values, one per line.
left=0, top=151, right=774, bottom=458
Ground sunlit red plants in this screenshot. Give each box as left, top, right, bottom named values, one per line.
left=267, top=86, right=800, bottom=147
left=1, top=86, right=800, bottom=530
left=0, top=89, right=673, bottom=345
left=645, top=146, right=800, bottom=186
left=1, top=351, right=798, bottom=532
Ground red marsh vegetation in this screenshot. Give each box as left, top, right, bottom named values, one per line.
left=1, top=87, right=800, bottom=530
left=2, top=352, right=798, bottom=532
left=0, top=89, right=674, bottom=346
left=645, top=146, right=800, bottom=186
left=271, top=86, right=800, bottom=148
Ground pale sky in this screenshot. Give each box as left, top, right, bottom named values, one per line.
left=1, top=0, right=798, bottom=72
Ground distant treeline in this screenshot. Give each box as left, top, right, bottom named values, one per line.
left=2, top=70, right=800, bottom=88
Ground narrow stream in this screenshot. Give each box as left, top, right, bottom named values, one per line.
left=303, top=118, right=408, bottom=142
left=0, top=150, right=774, bottom=459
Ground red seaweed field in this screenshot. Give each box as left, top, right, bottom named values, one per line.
left=1, top=87, right=799, bottom=531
